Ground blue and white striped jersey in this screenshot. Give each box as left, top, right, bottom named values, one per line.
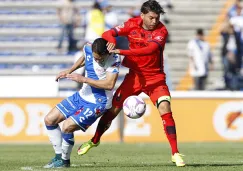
left=79, top=44, right=121, bottom=109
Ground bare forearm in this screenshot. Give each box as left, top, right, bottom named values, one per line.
left=66, top=71, right=118, bottom=90
left=85, top=78, right=115, bottom=90
left=69, top=56, right=85, bottom=73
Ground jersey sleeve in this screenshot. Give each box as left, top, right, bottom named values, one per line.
left=82, top=43, right=92, bottom=59
left=119, top=42, right=159, bottom=56
left=113, top=20, right=132, bottom=36
left=106, top=54, right=121, bottom=74
left=149, top=27, right=168, bottom=48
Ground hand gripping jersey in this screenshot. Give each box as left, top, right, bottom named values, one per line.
left=113, top=17, right=168, bottom=79
left=79, top=44, right=121, bottom=109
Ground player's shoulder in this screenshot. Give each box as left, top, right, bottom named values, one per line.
left=187, top=39, right=195, bottom=46
left=154, top=22, right=168, bottom=35
left=204, top=41, right=211, bottom=48
left=83, top=43, right=92, bottom=59
left=108, top=53, right=121, bottom=62
left=83, top=43, right=92, bottom=53
left=126, top=17, right=142, bottom=27
left=107, top=53, right=121, bottom=67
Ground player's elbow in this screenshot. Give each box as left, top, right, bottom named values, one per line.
left=106, top=83, right=115, bottom=91
left=106, top=81, right=116, bottom=91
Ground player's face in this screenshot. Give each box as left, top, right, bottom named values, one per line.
left=93, top=52, right=108, bottom=64
left=141, top=11, right=160, bottom=30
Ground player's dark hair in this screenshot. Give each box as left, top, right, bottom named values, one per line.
left=141, top=0, right=165, bottom=15
left=196, top=28, right=204, bottom=36
left=92, top=38, right=109, bottom=55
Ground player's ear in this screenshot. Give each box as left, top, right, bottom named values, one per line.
left=140, top=13, right=144, bottom=19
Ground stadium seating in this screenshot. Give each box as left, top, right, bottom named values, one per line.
left=0, top=0, right=226, bottom=92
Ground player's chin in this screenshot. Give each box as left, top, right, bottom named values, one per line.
left=148, top=25, right=156, bottom=30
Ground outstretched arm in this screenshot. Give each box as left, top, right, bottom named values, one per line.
left=55, top=55, right=85, bottom=81
left=66, top=72, right=118, bottom=91
left=111, top=41, right=160, bottom=56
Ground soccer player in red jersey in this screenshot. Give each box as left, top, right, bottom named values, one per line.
left=78, top=0, right=185, bottom=167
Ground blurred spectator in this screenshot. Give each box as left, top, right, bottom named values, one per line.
left=100, top=1, right=118, bottom=31
left=84, top=1, right=105, bottom=43
left=227, top=0, right=243, bottom=19
left=229, top=6, right=243, bottom=73
left=187, top=29, right=213, bottom=90
left=57, top=0, right=80, bottom=53
left=220, top=20, right=238, bottom=90
left=99, top=0, right=128, bottom=49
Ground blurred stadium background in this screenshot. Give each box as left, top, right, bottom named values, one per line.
left=1, top=0, right=243, bottom=170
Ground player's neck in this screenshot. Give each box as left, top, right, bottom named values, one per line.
left=142, top=25, right=153, bottom=31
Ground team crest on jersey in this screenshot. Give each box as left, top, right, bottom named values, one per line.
left=154, top=36, right=164, bottom=42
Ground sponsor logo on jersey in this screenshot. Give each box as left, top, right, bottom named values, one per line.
left=75, top=107, right=84, bottom=115
left=115, top=92, right=122, bottom=101
left=154, top=36, right=164, bottom=42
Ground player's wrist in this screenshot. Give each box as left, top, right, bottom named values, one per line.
left=67, top=69, right=72, bottom=74
left=84, top=77, right=88, bottom=83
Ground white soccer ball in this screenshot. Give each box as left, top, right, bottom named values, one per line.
left=123, top=95, right=146, bottom=119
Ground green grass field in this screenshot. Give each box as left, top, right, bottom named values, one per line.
left=0, top=142, right=243, bottom=171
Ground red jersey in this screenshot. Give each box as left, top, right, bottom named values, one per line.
left=113, top=17, right=168, bottom=79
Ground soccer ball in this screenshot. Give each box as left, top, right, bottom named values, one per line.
left=123, top=95, right=146, bottom=119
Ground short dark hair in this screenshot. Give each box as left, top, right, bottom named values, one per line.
left=92, top=38, right=109, bottom=55
left=196, top=28, right=204, bottom=36
left=141, top=0, right=165, bottom=15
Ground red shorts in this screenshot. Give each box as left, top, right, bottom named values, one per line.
left=112, top=72, right=170, bottom=108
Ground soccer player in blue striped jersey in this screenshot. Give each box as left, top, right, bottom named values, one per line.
left=43, top=38, right=120, bottom=168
